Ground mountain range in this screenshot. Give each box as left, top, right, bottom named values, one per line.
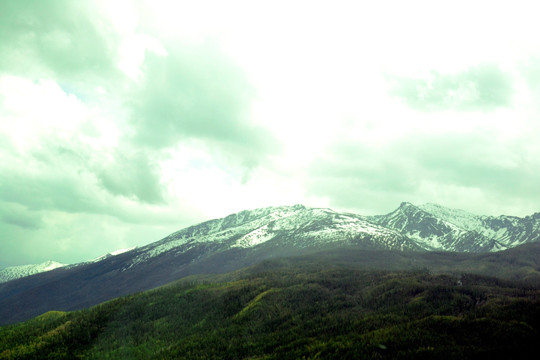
left=1, top=202, right=539, bottom=325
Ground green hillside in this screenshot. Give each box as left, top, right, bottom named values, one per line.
left=1, top=256, right=540, bottom=359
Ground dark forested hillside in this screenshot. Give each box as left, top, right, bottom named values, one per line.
left=1, top=255, right=540, bottom=359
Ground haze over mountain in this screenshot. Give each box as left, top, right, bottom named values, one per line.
left=1, top=202, right=539, bottom=325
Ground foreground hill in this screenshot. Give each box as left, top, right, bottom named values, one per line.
left=1, top=255, right=539, bottom=359
left=1, top=203, right=539, bottom=325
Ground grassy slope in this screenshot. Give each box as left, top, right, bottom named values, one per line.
left=1, top=254, right=540, bottom=359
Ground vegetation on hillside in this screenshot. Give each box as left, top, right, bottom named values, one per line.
left=1, top=256, right=540, bottom=359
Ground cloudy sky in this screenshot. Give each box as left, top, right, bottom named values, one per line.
left=1, top=0, right=540, bottom=267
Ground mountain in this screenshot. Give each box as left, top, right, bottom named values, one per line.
left=1, top=203, right=539, bottom=325
left=418, top=203, right=540, bottom=249
left=0, top=261, right=65, bottom=284
left=369, top=202, right=540, bottom=252
left=128, top=204, right=419, bottom=267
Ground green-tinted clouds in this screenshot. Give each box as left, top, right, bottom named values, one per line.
left=0, top=203, right=43, bottom=230
left=0, top=1, right=120, bottom=84
left=0, top=0, right=278, bottom=267
left=389, top=64, right=513, bottom=111
left=307, top=132, right=540, bottom=215
left=128, top=44, right=275, bottom=166
left=96, top=150, right=164, bottom=204
left=1, top=0, right=540, bottom=267
left=521, top=56, right=540, bottom=93
left=131, top=47, right=252, bottom=146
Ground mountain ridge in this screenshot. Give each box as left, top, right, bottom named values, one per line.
left=1, top=202, right=539, bottom=325
left=3, top=202, right=540, bottom=275
left=368, top=202, right=540, bottom=252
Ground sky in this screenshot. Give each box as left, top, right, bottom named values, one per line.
left=1, top=0, right=540, bottom=267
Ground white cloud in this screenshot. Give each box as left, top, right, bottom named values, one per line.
left=0, top=76, right=87, bottom=150
left=117, top=34, right=167, bottom=80
left=2, top=0, right=540, bottom=267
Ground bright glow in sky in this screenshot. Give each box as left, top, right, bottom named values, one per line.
left=1, top=0, right=540, bottom=267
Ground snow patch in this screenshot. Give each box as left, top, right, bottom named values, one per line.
left=233, top=225, right=274, bottom=248
left=0, top=260, right=65, bottom=283
left=110, top=247, right=136, bottom=256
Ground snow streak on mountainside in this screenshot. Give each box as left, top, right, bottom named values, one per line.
left=0, top=261, right=65, bottom=283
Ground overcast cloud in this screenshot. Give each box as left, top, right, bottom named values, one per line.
left=1, top=0, right=540, bottom=267
left=389, top=63, right=514, bottom=111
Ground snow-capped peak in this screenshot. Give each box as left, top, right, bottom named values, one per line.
left=418, top=203, right=484, bottom=231
left=109, top=247, right=136, bottom=256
